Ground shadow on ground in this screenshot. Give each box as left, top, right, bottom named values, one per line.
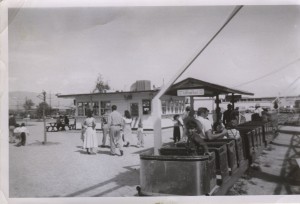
left=62, top=164, right=140, bottom=197
left=27, top=140, right=61, bottom=146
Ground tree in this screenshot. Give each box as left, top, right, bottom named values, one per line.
left=23, top=99, right=35, bottom=111
left=274, top=100, right=279, bottom=109
left=93, top=74, right=110, bottom=93
left=36, top=102, right=51, bottom=118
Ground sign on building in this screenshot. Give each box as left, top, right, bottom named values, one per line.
left=225, top=95, right=242, bottom=102
left=177, top=89, right=204, bottom=96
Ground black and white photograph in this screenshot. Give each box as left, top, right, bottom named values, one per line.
left=1, top=0, right=300, bottom=203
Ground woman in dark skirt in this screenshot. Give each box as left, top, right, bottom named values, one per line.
left=173, top=114, right=183, bottom=144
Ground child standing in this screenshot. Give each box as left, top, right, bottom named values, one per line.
left=137, top=118, right=144, bottom=148
left=173, top=114, right=183, bottom=144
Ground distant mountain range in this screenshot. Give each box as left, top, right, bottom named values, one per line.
left=9, top=91, right=73, bottom=110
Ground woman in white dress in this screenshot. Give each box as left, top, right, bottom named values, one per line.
left=122, top=110, right=133, bottom=147
left=82, top=110, right=98, bottom=154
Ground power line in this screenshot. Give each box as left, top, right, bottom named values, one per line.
left=156, top=5, right=243, bottom=99
left=281, top=76, right=300, bottom=96
left=233, top=57, right=300, bottom=88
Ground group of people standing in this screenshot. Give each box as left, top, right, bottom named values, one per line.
left=81, top=105, right=144, bottom=156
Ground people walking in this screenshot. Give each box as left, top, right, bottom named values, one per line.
left=122, top=110, right=133, bottom=147
left=136, top=118, right=144, bottom=148
left=108, top=105, right=124, bottom=156
left=82, top=110, right=98, bottom=154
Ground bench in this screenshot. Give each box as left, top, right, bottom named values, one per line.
left=46, top=122, right=57, bottom=132
left=66, top=119, right=76, bottom=130
left=46, top=120, right=76, bottom=131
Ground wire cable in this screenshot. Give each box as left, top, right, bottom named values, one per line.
left=233, top=57, right=300, bottom=88
left=155, top=5, right=243, bottom=99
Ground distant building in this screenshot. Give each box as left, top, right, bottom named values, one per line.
left=130, top=80, right=151, bottom=91
left=58, top=90, right=185, bottom=130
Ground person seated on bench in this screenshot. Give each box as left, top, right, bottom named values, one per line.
left=196, top=107, right=228, bottom=140
left=183, top=109, right=209, bottom=154
left=226, top=118, right=241, bottom=139
left=56, top=115, right=64, bottom=131
left=64, top=115, right=69, bottom=129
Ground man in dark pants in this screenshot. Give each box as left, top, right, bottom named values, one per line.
left=223, top=104, right=233, bottom=128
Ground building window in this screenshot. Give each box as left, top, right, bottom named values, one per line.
left=131, top=103, right=139, bottom=117
left=78, top=102, right=100, bottom=116
left=142, top=99, right=151, bottom=115
left=161, top=100, right=166, bottom=114
left=161, top=99, right=184, bottom=115
left=78, top=102, right=84, bottom=116
left=92, top=102, right=99, bottom=116
left=101, top=101, right=111, bottom=115
left=84, top=102, right=90, bottom=116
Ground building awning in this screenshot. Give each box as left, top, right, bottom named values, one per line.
left=165, top=77, right=254, bottom=97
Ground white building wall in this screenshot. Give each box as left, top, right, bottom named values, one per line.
left=72, top=92, right=185, bottom=130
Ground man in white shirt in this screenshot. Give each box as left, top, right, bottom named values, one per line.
left=16, top=123, right=29, bottom=146
left=108, top=105, right=124, bottom=156
left=254, top=103, right=264, bottom=117
left=196, top=107, right=227, bottom=140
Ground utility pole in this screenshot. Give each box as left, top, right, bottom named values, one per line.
left=42, top=91, right=47, bottom=144
left=37, top=91, right=47, bottom=144
left=49, top=91, right=52, bottom=116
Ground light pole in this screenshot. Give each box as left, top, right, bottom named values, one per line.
left=38, top=91, right=47, bottom=144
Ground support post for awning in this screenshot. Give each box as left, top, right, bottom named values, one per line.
left=232, top=93, right=235, bottom=109
left=216, top=94, right=220, bottom=120
left=190, top=96, right=194, bottom=110
left=152, top=97, right=162, bottom=155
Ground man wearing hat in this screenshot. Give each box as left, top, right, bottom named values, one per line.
left=196, top=107, right=228, bottom=140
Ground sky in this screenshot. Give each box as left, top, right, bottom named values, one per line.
left=8, top=2, right=300, bottom=98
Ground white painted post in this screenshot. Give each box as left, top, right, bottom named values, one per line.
left=152, top=97, right=162, bottom=155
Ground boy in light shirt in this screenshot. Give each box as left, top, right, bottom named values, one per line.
left=16, top=123, right=29, bottom=146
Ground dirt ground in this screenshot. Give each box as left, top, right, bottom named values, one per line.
left=8, top=113, right=300, bottom=198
